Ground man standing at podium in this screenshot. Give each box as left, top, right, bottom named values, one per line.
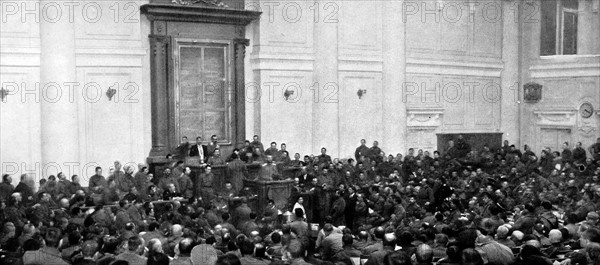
left=189, top=136, right=208, bottom=162
left=259, top=156, right=280, bottom=181
left=197, top=166, right=216, bottom=203
left=207, top=149, right=226, bottom=166
left=227, top=153, right=248, bottom=193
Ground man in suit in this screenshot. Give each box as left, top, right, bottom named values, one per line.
left=189, top=136, right=208, bottom=161
left=14, top=174, right=34, bottom=207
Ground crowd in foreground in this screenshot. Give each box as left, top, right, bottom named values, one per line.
left=0, top=135, right=599, bottom=265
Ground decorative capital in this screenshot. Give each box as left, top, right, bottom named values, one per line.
left=234, top=38, right=250, bottom=46
left=150, top=35, right=170, bottom=56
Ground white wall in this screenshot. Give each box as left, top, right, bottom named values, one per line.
left=0, top=0, right=152, bottom=187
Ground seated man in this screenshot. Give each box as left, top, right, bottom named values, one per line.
left=163, top=183, right=181, bottom=200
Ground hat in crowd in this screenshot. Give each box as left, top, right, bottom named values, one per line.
left=512, top=230, right=524, bottom=241
left=549, top=229, right=562, bottom=244
left=587, top=212, right=599, bottom=220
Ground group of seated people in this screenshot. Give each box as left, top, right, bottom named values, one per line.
left=0, top=135, right=599, bottom=265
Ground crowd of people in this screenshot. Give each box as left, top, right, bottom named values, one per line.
left=0, top=135, right=600, bottom=265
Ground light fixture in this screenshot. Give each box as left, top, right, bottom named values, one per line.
left=357, top=89, right=367, bottom=99
left=284, top=89, right=295, bottom=100
left=0, top=87, right=9, bottom=101
left=106, top=85, right=117, bottom=101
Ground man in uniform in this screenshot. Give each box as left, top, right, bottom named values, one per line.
left=158, top=168, right=179, bottom=194
left=259, top=156, right=280, bottom=181
left=206, top=135, right=220, bottom=158
left=589, top=137, right=600, bottom=162
left=197, top=166, right=216, bottom=203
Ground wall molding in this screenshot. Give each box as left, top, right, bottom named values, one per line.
left=533, top=109, right=578, bottom=127
left=406, top=57, right=504, bottom=77
left=532, top=55, right=600, bottom=78
left=407, top=107, right=444, bottom=128
left=250, top=53, right=314, bottom=71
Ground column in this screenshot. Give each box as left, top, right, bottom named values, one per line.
left=312, top=0, right=339, bottom=156
left=382, top=0, right=407, bottom=155
left=501, top=0, right=521, bottom=145
left=579, top=0, right=600, bottom=54
left=234, top=39, right=250, bottom=149
left=39, top=0, right=78, bottom=176
left=597, top=0, right=600, bottom=54
left=148, top=35, right=170, bottom=157
left=578, top=0, right=594, bottom=54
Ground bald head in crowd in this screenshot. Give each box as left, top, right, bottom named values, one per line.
left=415, top=244, right=434, bottom=264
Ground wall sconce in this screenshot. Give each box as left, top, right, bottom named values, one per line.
left=357, top=89, right=367, bottom=99
left=0, top=87, right=9, bottom=101
left=106, top=85, right=117, bottom=101
left=284, top=89, right=295, bottom=100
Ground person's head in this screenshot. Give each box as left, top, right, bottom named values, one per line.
left=321, top=147, right=327, bottom=154
left=172, top=224, right=183, bottom=237
left=587, top=212, right=599, bottom=226
left=81, top=240, right=99, bottom=258
left=415, top=244, right=433, bottom=264
left=215, top=253, right=241, bottom=265
left=147, top=238, right=163, bottom=253
left=68, top=230, right=82, bottom=246
left=587, top=242, right=600, bottom=264
left=177, top=238, right=195, bottom=256
left=496, top=225, right=510, bottom=240
left=294, top=208, right=304, bottom=219
left=462, top=248, right=484, bottom=265
left=434, top=233, right=448, bottom=247
left=580, top=227, right=600, bottom=248
left=2, top=222, right=15, bottom=236
left=383, top=251, right=412, bottom=265
left=383, top=233, right=396, bottom=248
left=44, top=228, right=62, bottom=248
left=196, top=136, right=202, bottom=144
left=239, top=238, right=255, bottom=256
left=270, top=231, right=282, bottom=244
left=284, top=239, right=305, bottom=259
left=342, top=233, right=353, bottom=247
left=549, top=229, right=563, bottom=244
left=2, top=174, right=11, bottom=184
left=127, top=236, right=144, bottom=253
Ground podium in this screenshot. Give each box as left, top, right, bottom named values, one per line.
left=243, top=179, right=295, bottom=216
